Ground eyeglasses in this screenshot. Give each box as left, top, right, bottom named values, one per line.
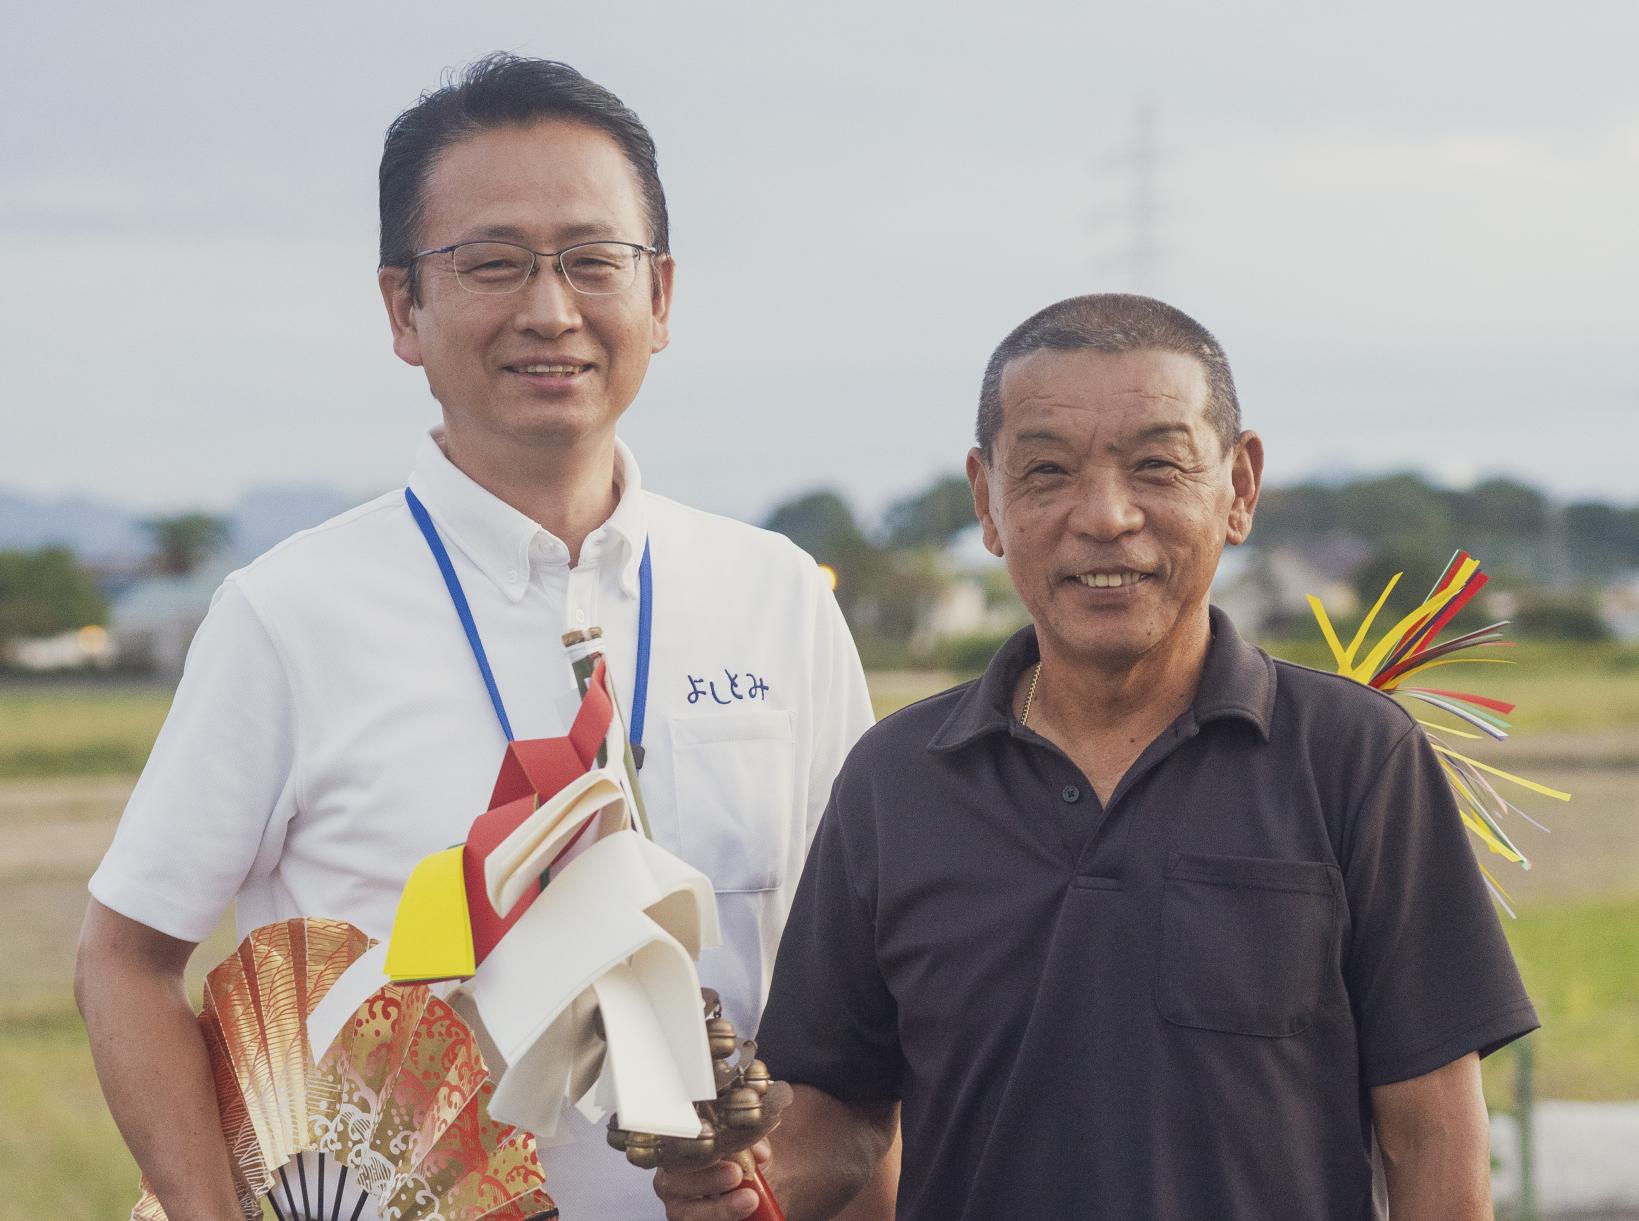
left=410, top=239, right=660, bottom=296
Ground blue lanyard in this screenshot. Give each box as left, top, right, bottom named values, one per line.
left=404, top=487, right=652, bottom=751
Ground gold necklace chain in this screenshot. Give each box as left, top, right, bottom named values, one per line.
left=1021, top=661, right=1042, bottom=727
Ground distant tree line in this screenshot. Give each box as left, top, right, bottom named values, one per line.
left=1257, top=474, right=1639, bottom=589
left=763, top=471, right=1639, bottom=656
left=1255, top=474, right=1639, bottom=640
left=5, top=476, right=1637, bottom=661
left=766, top=470, right=1639, bottom=602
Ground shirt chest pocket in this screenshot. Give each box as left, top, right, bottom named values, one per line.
left=670, top=709, right=797, bottom=894
left=1156, top=852, right=1341, bottom=1038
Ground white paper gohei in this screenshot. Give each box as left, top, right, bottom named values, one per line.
left=486, top=769, right=630, bottom=915
left=452, top=828, right=722, bottom=1140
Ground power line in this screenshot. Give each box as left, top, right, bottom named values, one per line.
left=1089, top=101, right=1162, bottom=294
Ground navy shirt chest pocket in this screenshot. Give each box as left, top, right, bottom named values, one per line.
left=669, top=709, right=796, bottom=893
left=1156, top=852, right=1342, bottom=1038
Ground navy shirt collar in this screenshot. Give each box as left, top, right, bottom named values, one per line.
left=928, top=604, right=1276, bottom=753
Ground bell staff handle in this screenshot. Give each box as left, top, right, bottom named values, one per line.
left=579, top=642, right=787, bottom=1219
left=563, top=628, right=652, bottom=840
left=731, top=1151, right=786, bottom=1221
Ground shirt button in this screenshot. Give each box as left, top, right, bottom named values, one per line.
left=573, top=608, right=587, bottom=625
left=1061, top=784, right=1082, bottom=804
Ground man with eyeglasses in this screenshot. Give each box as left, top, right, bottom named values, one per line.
left=78, top=54, right=892, bottom=1220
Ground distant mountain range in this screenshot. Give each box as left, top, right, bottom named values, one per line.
left=0, top=485, right=366, bottom=568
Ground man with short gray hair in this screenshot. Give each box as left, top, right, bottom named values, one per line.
left=658, top=293, right=1535, bottom=1220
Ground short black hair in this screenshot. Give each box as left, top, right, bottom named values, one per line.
left=976, top=293, right=1241, bottom=458
left=379, top=53, right=669, bottom=297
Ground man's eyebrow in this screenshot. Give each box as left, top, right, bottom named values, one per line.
left=1126, top=423, right=1196, bottom=445
left=1121, top=426, right=1199, bottom=449
left=459, top=223, right=535, bottom=244
left=552, top=221, right=627, bottom=244
left=1012, top=423, right=1194, bottom=446
left=1012, top=428, right=1070, bottom=446
left=459, top=221, right=626, bottom=246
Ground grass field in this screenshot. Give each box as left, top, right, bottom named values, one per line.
left=1260, top=638, right=1639, bottom=738
left=0, top=685, right=173, bottom=778
left=1, top=651, right=1634, bottom=1216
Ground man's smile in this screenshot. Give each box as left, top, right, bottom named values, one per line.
left=501, top=359, right=595, bottom=386
left=1071, top=570, right=1150, bottom=590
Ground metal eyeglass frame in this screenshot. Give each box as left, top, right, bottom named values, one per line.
left=409, top=238, right=662, bottom=296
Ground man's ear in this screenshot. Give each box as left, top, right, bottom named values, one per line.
left=1226, top=430, right=1264, bottom=546
left=379, top=266, right=423, bottom=368
left=649, top=253, right=676, bottom=354
left=967, top=448, right=1004, bottom=558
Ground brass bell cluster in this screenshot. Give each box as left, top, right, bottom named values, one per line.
left=607, top=989, right=794, bottom=1172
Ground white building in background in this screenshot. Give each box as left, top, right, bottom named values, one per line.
left=917, top=576, right=1022, bottom=645
left=108, top=555, right=236, bottom=678
left=3, top=625, right=118, bottom=672
left=1212, top=545, right=1361, bottom=639
left=908, top=525, right=1026, bottom=655
left=1599, top=573, right=1639, bottom=642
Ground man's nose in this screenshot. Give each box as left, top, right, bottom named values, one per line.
left=1068, top=468, right=1144, bottom=541
left=510, top=262, right=582, bottom=337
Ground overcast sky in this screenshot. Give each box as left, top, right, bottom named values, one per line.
left=6, top=2, right=1636, bottom=524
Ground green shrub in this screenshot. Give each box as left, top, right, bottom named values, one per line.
left=935, top=630, right=1015, bottom=678
left=1514, top=596, right=1612, bottom=642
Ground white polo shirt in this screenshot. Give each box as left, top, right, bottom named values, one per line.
left=91, top=431, right=873, bottom=1218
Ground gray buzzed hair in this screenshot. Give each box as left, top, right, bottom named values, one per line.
left=976, top=293, right=1241, bottom=458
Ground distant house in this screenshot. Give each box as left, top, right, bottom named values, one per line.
left=907, top=526, right=1025, bottom=654
left=102, top=487, right=359, bottom=677
left=918, top=575, right=1024, bottom=644
left=109, top=554, right=237, bottom=677
left=1599, top=572, right=1639, bottom=642
left=1212, top=545, right=1361, bottom=640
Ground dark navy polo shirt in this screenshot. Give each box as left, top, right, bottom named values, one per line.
left=758, top=607, right=1537, bottom=1221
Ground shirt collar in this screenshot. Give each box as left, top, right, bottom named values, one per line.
left=928, top=605, right=1276, bottom=753
left=406, top=429, right=649, bottom=604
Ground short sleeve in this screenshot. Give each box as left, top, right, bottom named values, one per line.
left=756, top=764, right=903, bottom=1102
left=1343, top=726, right=1538, bottom=1085
left=89, top=579, right=300, bottom=942
left=800, top=573, right=875, bottom=848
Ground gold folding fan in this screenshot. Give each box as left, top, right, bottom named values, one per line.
left=131, top=917, right=557, bottom=1221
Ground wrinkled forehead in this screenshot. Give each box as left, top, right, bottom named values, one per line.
left=997, top=347, right=1212, bottom=446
